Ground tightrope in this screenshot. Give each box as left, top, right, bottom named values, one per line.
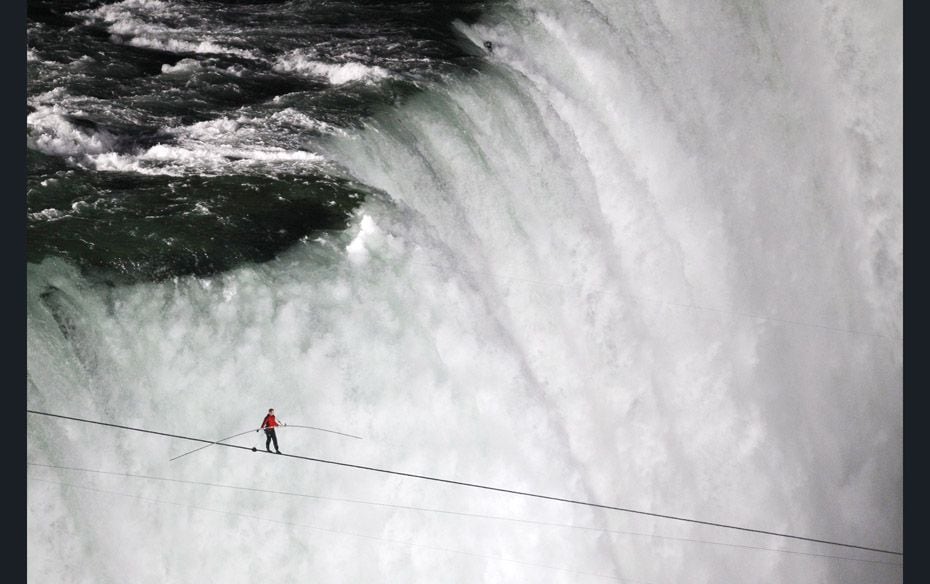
left=27, top=409, right=902, bottom=557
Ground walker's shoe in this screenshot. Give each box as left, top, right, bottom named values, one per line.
left=275, top=450, right=282, bottom=454
left=266, top=448, right=271, bottom=452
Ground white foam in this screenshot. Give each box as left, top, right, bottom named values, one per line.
left=29, top=86, right=68, bottom=105
left=125, top=36, right=255, bottom=58
left=28, top=208, right=66, bottom=222
left=191, top=202, right=212, bottom=215
left=27, top=109, right=117, bottom=158
left=269, top=108, right=345, bottom=135
left=160, top=58, right=203, bottom=74
left=173, top=117, right=248, bottom=140
left=82, top=0, right=175, bottom=21
left=89, top=142, right=324, bottom=176
left=74, top=0, right=256, bottom=59
left=27, top=103, right=326, bottom=175
left=142, top=117, right=327, bottom=172
left=345, top=215, right=379, bottom=264
left=273, top=51, right=390, bottom=85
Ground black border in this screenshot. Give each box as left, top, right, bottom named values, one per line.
left=13, top=0, right=26, bottom=582
left=902, top=1, right=916, bottom=580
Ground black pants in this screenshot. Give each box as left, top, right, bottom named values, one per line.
left=264, top=429, right=279, bottom=452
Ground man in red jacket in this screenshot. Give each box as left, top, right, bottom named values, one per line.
left=258, top=408, right=285, bottom=454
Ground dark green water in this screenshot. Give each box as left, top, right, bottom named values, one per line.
left=27, top=0, right=490, bottom=282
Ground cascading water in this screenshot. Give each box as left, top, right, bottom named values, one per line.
left=27, top=0, right=901, bottom=582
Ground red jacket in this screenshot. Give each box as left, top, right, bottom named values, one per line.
left=261, top=414, right=281, bottom=429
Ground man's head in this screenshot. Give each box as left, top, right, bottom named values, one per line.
left=268, top=408, right=274, bottom=414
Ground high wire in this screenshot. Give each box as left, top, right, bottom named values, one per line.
left=170, top=424, right=361, bottom=461
left=27, top=409, right=903, bottom=557
left=27, top=462, right=902, bottom=567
